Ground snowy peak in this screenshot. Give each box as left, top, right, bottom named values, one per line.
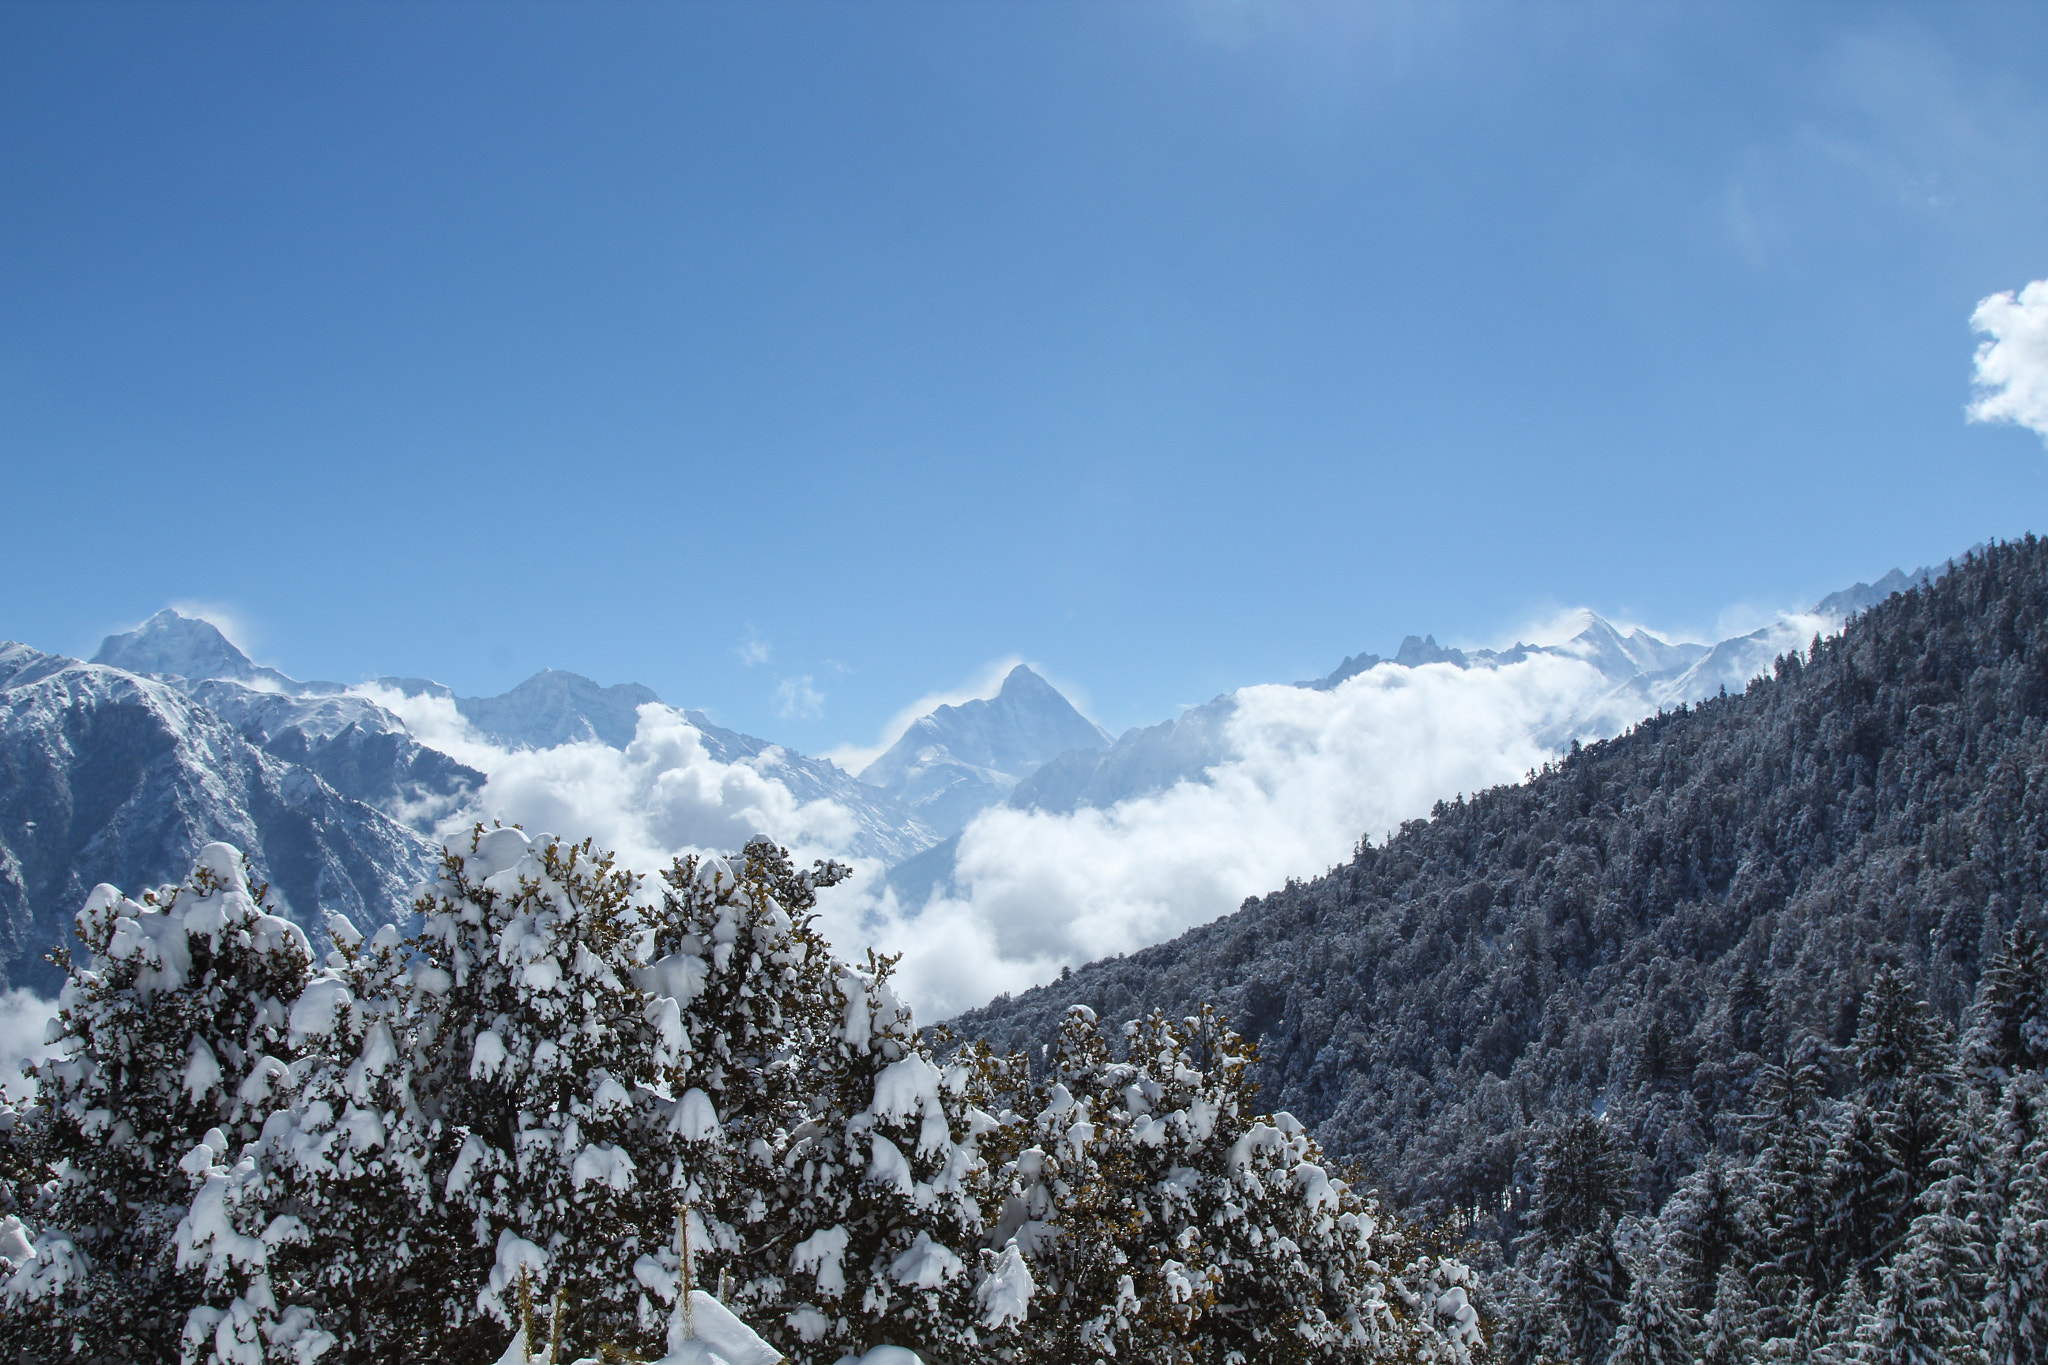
left=860, top=664, right=1112, bottom=835
left=92, top=609, right=314, bottom=693
left=0, top=641, right=435, bottom=991
left=452, top=668, right=662, bottom=751
left=1810, top=566, right=1935, bottom=621
left=1544, top=614, right=1708, bottom=681
left=1312, top=614, right=1706, bottom=689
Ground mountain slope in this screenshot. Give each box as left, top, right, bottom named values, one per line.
left=452, top=669, right=662, bottom=750
left=0, top=644, right=436, bottom=992
left=861, top=665, right=1112, bottom=834
left=951, top=539, right=2047, bottom=1240
left=93, top=613, right=484, bottom=831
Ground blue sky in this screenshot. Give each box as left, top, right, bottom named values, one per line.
left=4, top=1, right=2046, bottom=752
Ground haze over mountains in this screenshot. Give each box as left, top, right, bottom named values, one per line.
left=0, top=562, right=1944, bottom=1008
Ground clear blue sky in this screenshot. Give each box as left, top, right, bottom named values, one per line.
left=4, top=1, right=2045, bottom=750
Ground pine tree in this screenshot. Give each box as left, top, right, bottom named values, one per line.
left=1523, top=1115, right=1633, bottom=1363
left=1854, top=968, right=1948, bottom=1111
left=164, top=828, right=866, bottom=1364
left=1695, top=1265, right=1761, bottom=1365
left=1000, top=1005, right=1477, bottom=1364
left=1985, top=1102, right=2048, bottom=1365
left=183, top=907, right=458, bottom=1363
left=1747, top=1048, right=1832, bottom=1297
left=1655, top=1151, right=1743, bottom=1316
left=1889, top=1087, right=1998, bottom=1363
left=749, top=951, right=1012, bottom=1365
left=1821, top=1100, right=1902, bottom=1290
left=1964, top=924, right=2048, bottom=1089
left=1860, top=1249, right=1986, bottom=1365
left=1607, top=1259, right=1697, bottom=1365
left=1812, top=1272, right=1868, bottom=1365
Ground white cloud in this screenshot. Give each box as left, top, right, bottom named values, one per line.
left=852, top=653, right=1641, bottom=1019
left=1970, top=279, right=2048, bottom=443
left=0, top=989, right=59, bottom=1103
left=774, top=675, right=825, bottom=720
left=352, top=685, right=880, bottom=888
left=735, top=633, right=772, bottom=667
left=820, top=656, right=1025, bottom=776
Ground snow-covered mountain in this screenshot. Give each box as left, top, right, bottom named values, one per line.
left=0, top=558, right=1960, bottom=1000
left=1009, top=566, right=1941, bottom=821
left=91, top=612, right=940, bottom=868
left=91, top=614, right=484, bottom=832
left=90, top=607, right=321, bottom=693
left=859, top=664, right=1113, bottom=835
left=375, top=669, right=662, bottom=751
left=0, top=642, right=436, bottom=993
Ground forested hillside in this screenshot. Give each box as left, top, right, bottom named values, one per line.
left=954, top=538, right=2048, bottom=1236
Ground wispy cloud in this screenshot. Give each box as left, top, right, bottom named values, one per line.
left=1970, top=279, right=2048, bottom=444
left=774, top=675, right=825, bottom=720
left=735, top=632, right=772, bottom=667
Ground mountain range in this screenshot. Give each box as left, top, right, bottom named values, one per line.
left=0, top=562, right=1942, bottom=997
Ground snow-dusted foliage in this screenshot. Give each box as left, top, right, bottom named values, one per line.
left=1, top=845, right=314, bottom=1363
left=740, top=957, right=1012, bottom=1362
left=991, top=1004, right=1482, bottom=1364
left=1, top=830, right=1483, bottom=1363
left=1464, top=920, right=2048, bottom=1364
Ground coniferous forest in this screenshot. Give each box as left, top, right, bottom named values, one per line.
left=956, top=537, right=2048, bottom=1360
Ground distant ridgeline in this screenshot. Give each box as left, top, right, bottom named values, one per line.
left=952, top=538, right=2048, bottom=1353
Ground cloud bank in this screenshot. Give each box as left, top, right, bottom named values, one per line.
left=355, top=686, right=882, bottom=888
left=1971, top=278, right=2048, bottom=442
left=352, top=613, right=1821, bottom=1024
left=861, top=653, right=1650, bottom=1019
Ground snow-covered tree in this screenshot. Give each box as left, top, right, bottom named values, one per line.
left=1858, top=1248, right=1985, bottom=1365
left=746, top=953, right=1016, bottom=1364
left=2, top=845, right=316, bottom=1364
left=1522, top=1114, right=1632, bottom=1363
left=1695, top=1265, right=1760, bottom=1365
left=1820, top=1100, right=1901, bottom=1290
left=1963, top=924, right=2048, bottom=1089
left=1986, top=1078, right=2048, bottom=1365
left=172, top=827, right=860, bottom=1364
left=1607, top=1257, right=1697, bottom=1365
left=998, top=1005, right=1479, bottom=1364
left=1886, top=1087, right=1999, bottom=1364
left=1653, top=1151, right=1743, bottom=1316
left=1746, top=1050, right=1832, bottom=1299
